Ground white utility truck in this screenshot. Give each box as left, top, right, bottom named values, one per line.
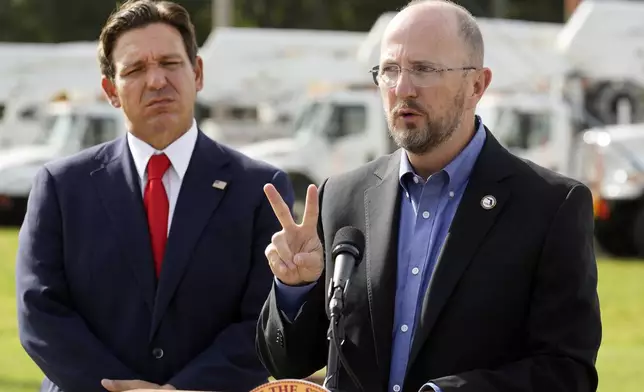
left=0, top=97, right=126, bottom=225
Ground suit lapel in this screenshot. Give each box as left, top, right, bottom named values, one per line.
left=407, top=131, right=515, bottom=367
left=90, top=137, right=156, bottom=312
left=363, top=151, right=402, bottom=381
left=150, top=132, right=231, bottom=336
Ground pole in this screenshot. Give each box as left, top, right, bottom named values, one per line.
left=212, top=0, right=232, bottom=29
left=211, top=0, right=233, bottom=120
left=323, top=286, right=345, bottom=392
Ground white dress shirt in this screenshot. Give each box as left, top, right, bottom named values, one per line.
left=127, top=119, right=198, bottom=235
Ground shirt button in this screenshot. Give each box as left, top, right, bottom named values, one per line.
left=152, top=347, right=164, bottom=359
left=422, top=211, right=430, bottom=219
left=413, top=177, right=419, bottom=184
left=401, top=324, right=409, bottom=332
left=412, top=267, right=420, bottom=275
left=449, top=191, right=455, bottom=198
left=393, top=385, right=401, bottom=392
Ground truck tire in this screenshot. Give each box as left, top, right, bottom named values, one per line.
left=595, top=221, right=636, bottom=258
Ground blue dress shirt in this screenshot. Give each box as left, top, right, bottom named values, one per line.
left=275, top=117, right=487, bottom=392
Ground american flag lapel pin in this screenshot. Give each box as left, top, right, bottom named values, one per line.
left=212, top=180, right=227, bottom=190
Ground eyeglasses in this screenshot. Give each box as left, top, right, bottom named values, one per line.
left=370, top=64, right=479, bottom=88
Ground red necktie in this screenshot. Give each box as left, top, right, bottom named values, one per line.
left=144, top=153, right=171, bottom=277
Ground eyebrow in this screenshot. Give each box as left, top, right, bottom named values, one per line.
left=381, top=59, right=443, bottom=67
left=122, top=54, right=184, bottom=70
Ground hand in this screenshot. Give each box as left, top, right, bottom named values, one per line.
left=101, top=379, right=176, bottom=391
left=264, top=183, right=324, bottom=286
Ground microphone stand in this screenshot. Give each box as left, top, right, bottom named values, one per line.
left=323, top=284, right=346, bottom=392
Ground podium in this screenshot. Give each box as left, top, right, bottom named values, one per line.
left=125, top=379, right=331, bottom=392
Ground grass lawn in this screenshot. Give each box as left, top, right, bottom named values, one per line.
left=1, top=227, right=643, bottom=391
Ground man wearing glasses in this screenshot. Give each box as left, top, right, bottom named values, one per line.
left=256, top=0, right=601, bottom=391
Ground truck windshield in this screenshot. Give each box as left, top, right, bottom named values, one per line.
left=292, top=102, right=324, bottom=136
left=33, top=113, right=76, bottom=148
left=609, top=138, right=644, bottom=172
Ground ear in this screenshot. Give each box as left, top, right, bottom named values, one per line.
left=193, top=55, right=204, bottom=92
left=101, top=76, right=121, bottom=108
left=467, top=67, right=492, bottom=109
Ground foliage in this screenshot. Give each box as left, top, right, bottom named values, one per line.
left=0, top=0, right=564, bottom=45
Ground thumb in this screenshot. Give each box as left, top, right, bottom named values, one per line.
left=101, top=379, right=116, bottom=391
left=294, top=252, right=321, bottom=269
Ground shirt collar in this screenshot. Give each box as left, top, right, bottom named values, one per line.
left=399, top=115, right=487, bottom=192
left=127, top=118, right=198, bottom=181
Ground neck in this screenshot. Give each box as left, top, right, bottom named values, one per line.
left=144, top=130, right=187, bottom=151
left=407, top=115, right=476, bottom=179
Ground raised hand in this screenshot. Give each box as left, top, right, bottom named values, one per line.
left=264, top=183, right=324, bottom=286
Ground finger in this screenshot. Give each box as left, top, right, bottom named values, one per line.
left=301, top=184, right=319, bottom=230
left=272, top=232, right=295, bottom=269
left=265, top=245, right=290, bottom=275
left=101, top=379, right=118, bottom=392
left=101, top=379, right=156, bottom=391
left=101, top=379, right=133, bottom=391
left=264, top=183, right=296, bottom=230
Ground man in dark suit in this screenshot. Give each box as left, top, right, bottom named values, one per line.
left=15, top=1, right=294, bottom=391
left=256, top=1, right=601, bottom=391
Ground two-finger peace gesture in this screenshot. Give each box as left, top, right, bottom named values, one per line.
left=264, top=183, right=324, bottom=286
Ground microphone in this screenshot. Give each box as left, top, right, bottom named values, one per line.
left=330, top=226, right=365, bottom=295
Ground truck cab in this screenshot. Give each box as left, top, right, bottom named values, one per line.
left=0, top=99, right=125, bottom=225
left=239, top=88, right=395, bottom=218
left=479, top=91, right=576, bottom=175
left=569, top=125, right=644, bottom=258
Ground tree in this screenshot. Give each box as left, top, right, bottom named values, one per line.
left=0, top=0, right=564, bottom=44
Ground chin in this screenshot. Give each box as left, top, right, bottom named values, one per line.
left=147, top=113, right=181, bottom=126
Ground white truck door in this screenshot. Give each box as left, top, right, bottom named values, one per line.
left=81, top=115, right=121, bottom=150
left=496, top=108, right=560, bottom=172
left=320, top=101, right=370, bottom=176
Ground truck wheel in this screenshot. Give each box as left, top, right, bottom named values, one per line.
left=631, top=206, right=644, bottom=258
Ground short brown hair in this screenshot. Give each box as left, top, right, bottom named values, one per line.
left=98, top=0, right=198, bottom=80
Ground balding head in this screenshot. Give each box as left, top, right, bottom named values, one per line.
left=387, top=0, right=484, bottom=67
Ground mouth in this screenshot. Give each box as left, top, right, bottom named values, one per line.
left=146, top=98, right=174, bottom=107
left=396, top=109, right=422, bottom=119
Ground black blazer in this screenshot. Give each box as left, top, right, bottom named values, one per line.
left=256, top=129, right=601, bottom=392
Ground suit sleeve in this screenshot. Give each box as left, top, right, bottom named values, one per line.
left=255, top=179, right=330, bottom=380
left=16, top=166, right=140, bottom=392
left=168, top=169, right=295, bottom=391
left=424, top=184, right=601, bottom=392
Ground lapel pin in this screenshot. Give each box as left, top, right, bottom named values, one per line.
left=212, top=180, right=227, bottom=190
left=480, top=195, right=496, bottom=210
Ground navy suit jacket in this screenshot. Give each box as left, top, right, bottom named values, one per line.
left=15, top=130, right=294, bottom=392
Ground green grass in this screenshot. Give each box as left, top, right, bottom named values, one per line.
left=0, top=228, right=42, bottom=392
left=1, top=228, right=643, bottom=391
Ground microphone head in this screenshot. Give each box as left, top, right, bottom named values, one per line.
left=331, top=226, right=366, bottom=262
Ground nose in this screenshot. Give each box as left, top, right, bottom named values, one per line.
left=394, top=69, right=417, bottom=98
left=146, top=66, right=168, bottom=90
